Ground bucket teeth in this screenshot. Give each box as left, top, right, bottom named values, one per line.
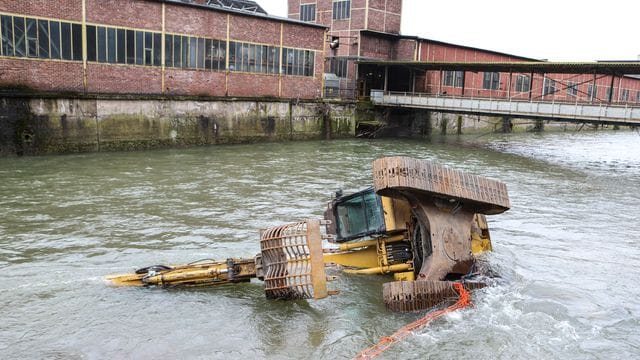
left=382, top=280, right=485, bottom=312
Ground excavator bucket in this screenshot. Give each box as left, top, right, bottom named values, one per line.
left=373, top=156, right=510, bottom=311
left=260, top=219, right=330, bottom=300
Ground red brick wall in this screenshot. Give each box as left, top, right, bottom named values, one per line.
left=228, top=73, right=279, bottom=98
left=282, top=76, right=321, bottom=99
left=0, top=0, right=81, bottom=22
left=1, top=0, right=325, bottom=99
left=0, top=59, right=83, bottom=92
left=165, top=3, right=227, bottom=39
left=87, top=64, right=161, bottom=94
left=165, top=69, right=226, bottom=97
left=230, top=15, right=280, bottom=45
left=394, top=39, right=416, bottom=61
left=87, top=0, right=161, bottom=30
left=283, top=23, right=324, bottom=50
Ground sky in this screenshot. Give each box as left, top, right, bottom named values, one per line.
left=259, top=0, right=639, bottom=62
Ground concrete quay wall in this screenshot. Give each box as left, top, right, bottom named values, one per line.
left=0, top=95, right=356, bottom=156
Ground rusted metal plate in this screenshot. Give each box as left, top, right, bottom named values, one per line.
left=373, top=156, right=510, bottom=215
left=260, top=220, right=328, bottom=300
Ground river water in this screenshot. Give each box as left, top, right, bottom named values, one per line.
left=1, top=131, right=639, bottom=359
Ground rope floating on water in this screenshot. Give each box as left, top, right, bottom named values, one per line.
left=353, top=282, right=472, bottom=359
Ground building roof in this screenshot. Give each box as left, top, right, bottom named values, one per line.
left=159, top=0, right=327, bottom=29
left=360, top=30, right=539, bottom=62
left=205, top=0, right=266, bottom=14
left=356, top=60, right=640, bottom=76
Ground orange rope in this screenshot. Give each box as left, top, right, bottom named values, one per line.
left=353, top=282, right=472, bottom=359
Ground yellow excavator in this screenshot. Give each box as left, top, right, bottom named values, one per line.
left=107, top=156, right=510, bottom=312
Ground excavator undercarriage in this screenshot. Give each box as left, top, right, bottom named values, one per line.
left=107, top=156, right=510, bottom=312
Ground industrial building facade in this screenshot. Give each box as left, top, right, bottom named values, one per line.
left=2, top=0, right=640, bottom=102
left=288, top=0, right=640, bottom=104
left=0, top=0, right=325, bottom=99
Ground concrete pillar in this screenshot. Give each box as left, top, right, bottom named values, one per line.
left=533, top=119, right=544, bottom=132
left=501, top=116, right=512, bottom=133
left=440, top=114, right=447, bottom=135
left=456, top=115, right=462, bottom=135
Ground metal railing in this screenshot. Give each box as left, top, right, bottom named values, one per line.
left=370, top=90, right=640, bottom=125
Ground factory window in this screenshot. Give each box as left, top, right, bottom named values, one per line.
left=49, top=21, right=60, bottom=59
left=116, top=29, right=125, bottom=64
left=144, top=31, right=154, bottom=66
left=333, top=0, right=351, bottom=20
left=196, top=38, right=205, bottom=69
left=165, top=34, right=173, bottom=67
left=135, top=31, right=144, bottom=65
left=86, top=25, right=96, bottom=61
left=86, top=24, right=161, bottom=67
left=181, top=36, right=189, bottom=69
left=60, top=22, right=72, bottom=60
left=543, top=78, right=556, bottom=95
left=515, top=75, right=530, bottom=92
left=107, top=28, right=116, bottom=64
left=282, top=47, right=314, bottom=76
left=37, top=20, right=50, bottom=59
left=126, top=30, right=135, bottom=64
left=330, top=57, right=347, bottom=78
left=97, top=27, right=107, bottom=62
left=482, top=72, right=500, bottom=90
left=605, top=87, right=612, bottom=101
left=443, top=71, right=464, bottom=88
left=164, top=34, right=226, bottom=71
left=300, top=4, right=316, bottom=22
left=188, top=36, right=197, bottom=68
left=636, top=90, right=640, bottom=103
left=620, top=88, right=629, bottom=102
left=587, top=84, right=597, bottom=100
left=1, top=15, right=14, bottom=56
left=229, top=41, right=280, bottom=75
left=0, top=14, right=82, bottom=61
left=71, top=23, right=81, bottom=61
left=26, top=18, right=38, bottom=57
left=14, top=17, right=26, bottom=57
left=567, top=81, right=577, bottom=97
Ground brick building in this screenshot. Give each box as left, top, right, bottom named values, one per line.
left=0, top=0, right=326, bottom=99
left=289, top=0, right=640, bottom=104
left=2, top=0, right=640, bottom=104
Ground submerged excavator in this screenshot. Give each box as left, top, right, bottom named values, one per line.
left=108, top=156, right=510, bottom=312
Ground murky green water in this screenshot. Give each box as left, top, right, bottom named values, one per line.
left=1, top=132, right=639, bottom=359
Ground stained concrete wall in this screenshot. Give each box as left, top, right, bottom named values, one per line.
left=0, top=96, right=356, bottom=156
left=359, top=106, right=601, bottom=138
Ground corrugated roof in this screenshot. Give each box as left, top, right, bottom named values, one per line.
left=206, top=0, right=266, bottom=14
left=356, top=60, right=640, bottom=75
left=159, top=0, right=327, bottom=29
